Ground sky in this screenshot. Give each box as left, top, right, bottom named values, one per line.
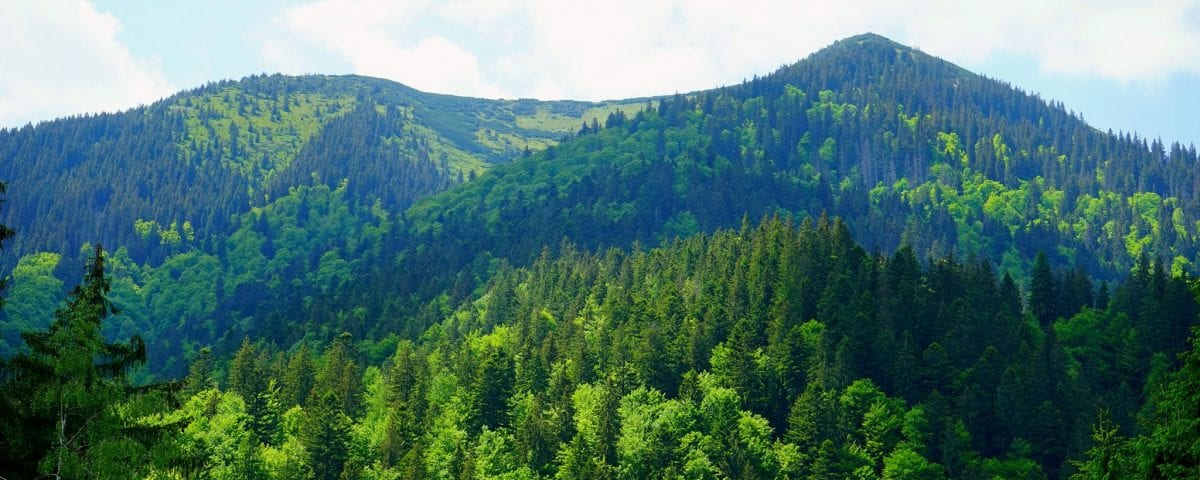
left=1, top=0, right=1198, bottom=147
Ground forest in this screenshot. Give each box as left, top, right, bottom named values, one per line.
left=1, top=212, right=1198, bottom=478
left=2, top=33, right=1200, bottom=478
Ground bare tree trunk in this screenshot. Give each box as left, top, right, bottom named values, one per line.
left=56, top=387, right=65, bottom=479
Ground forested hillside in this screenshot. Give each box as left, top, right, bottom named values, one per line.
left=398, top=34, right=1200, bottom=290
left=0, top=73, right=641, bottom=269
left=299, top=34, right=1200, bottom=365
left=2, top=217, right=1197, bottom=478
left=2, top=32, right=1200, bottom=479
left=4, top=34, right=1200, bottom=365
left=0, top=75, right=642, bottom=359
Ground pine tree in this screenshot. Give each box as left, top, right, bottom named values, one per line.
left=302, top=391, right=351, bottom=480
left=2, top=246, right=148, bottom=477
left=1030, top=252, right=1057, bottom=325
left=0, top=181, right=13, bottom=306
left=1140, top=327, right=1200, bottom=478
left=183, top=346, right=215, bottom=395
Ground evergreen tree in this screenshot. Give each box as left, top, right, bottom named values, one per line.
left=1030, top=252, right=1057, bottom=326
left=312, top=332, right=361, bottom=415
left=472, top=346, right=515, bottom=431
left=786, top=383, right=833, bottom=453
left=1, top=246, right=148, bottom=477
left=229, top=337, right=272, bottom=442
left=1139, top=327, right=1200, bottom=478
left=1070, top=412, right=1132, bottom=480
left=302, top=391, right=351, bottom=480
left=280, top=342, right=315, bottom=408
left=183, top=346, right=215, bottom=395
left=0, top=181, right=12, bottom=306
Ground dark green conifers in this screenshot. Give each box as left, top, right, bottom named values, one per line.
left=2, top=34, right=1200, bottom=479
left=0, top=246, right=158, bottom=478
left=0, top=181, right=12, bottom=307
left=0, top=216, right=1196, bottom=478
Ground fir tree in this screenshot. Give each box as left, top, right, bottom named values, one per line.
left=302, top=391, right=351, bottom=480
left=1030, top=252, right=1057, bottom=325
left=1, top=246, right=148, bottom=477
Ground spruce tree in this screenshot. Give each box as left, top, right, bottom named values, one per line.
left=280, top=342, right=314, bottom=408
left=1029, top=252, right=1057, bottom=326
left=0, top=181, right=13, bottom=306
left=302, top=391, right=351, bottom=480
left=182, top=346, right=215, bottom=395
left=1140, top=327, right=1200, bottom=478
left=472, top=346, right=515, bottom=431
left=3, top=245, right=147, bottom=477
left=229, top=337, right=270, bottom=441
left=313, top=332, right=361, bottom=415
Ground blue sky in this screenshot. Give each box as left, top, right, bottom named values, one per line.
left=2, top=0, right=1198, bottom=148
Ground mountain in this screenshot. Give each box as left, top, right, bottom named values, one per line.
left=2, top=33, right=1200, bottom=479
left=1, top=31, right=1196, bottom=366
left=0, top=74, right=645, bottom=359
left=0, top=73, right=646, bottom=269
left=2, top=31, right=1197, bottom=365
left=340, top=32, right=1200, bottom=336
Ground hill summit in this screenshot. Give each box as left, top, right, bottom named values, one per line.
left=0, top=32, right=1196, bottom=360
left=2, top=33, right=1200, bottom=480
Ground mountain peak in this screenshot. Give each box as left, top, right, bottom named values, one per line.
left=841, top=32, right=904, bottom=46
left=812, top=32, right=932, bottom=64
left=764, top=32, right=972, bottom=97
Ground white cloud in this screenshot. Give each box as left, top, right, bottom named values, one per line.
left=261, top=0, right=508, bottom=98
left=0, top=0, right=175, bottom=128
left=876, top=0, right=1200, bottom=83
left=259, top=0, right=1200, bottom=102
left=0, top=1, right=1192, bottom=142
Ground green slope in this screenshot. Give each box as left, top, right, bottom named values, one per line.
left=4, top=33, right=1200, bottom=372
left=0, top=74, right=643, bottom=358
left=0, top=73, right=644, bottom=271
left=396, top=32, right=1200, bottom=288
left=3, top=33, right=1200, bottom=479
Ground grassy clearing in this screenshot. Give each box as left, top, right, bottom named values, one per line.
left=515, top=101, right=650, bottom=133
left=475, top=127, right=557, bottom=154
left=174, top=87, right=356, bottom=186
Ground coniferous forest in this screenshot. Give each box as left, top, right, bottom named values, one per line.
left=2, top=33, right=1200, bottom=479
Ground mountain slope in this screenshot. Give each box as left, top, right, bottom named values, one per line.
left=3, top=33, right=1200, bottom=367
left=0, top=74, right=644, bottom=269
left=0, top=74, right=644, bottom=359
left=3, top=33, right=1200, bottom=480
left=387, top=32, right=1200, bottom=294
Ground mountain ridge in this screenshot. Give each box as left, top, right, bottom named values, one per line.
left=2, top=33, right=1200, bottom=479
left=0, top=72, right=648, bottom=270
left=2, top=33, right=1198, bottom=363
left=396, top=31, right=1196, bottom=277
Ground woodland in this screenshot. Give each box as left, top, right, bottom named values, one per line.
left=1, top=33, right=1198, bottom=479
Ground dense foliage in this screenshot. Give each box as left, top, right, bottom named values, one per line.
left=398, top=34, right=1200, bottom=292
left=0, top=78, right=639, bottom=360
left=270, top=35, right=1200, bottom=371
left=0, top=74, right=637, bottom=270
left=2, top=33, right=1200, bottom=479
left=5, top=34, right=1199, bottom=365
left=0, top=181, right=12, bottom=304
left=4, top=218, right=1196, bottom=478
left=0, top=246, right=163, bottom=478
